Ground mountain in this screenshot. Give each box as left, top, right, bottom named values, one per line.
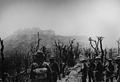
left=3, top=28, right=88, bottom=56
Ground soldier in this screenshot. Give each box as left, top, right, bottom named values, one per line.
left=88, top=60, right=95, bottom=82
left=30, top=63, right=38, bottom=80
left=49, top=56, right=60, bottom=82
left=81, top=60, right=88, bottom=82
left=115, top=58, right=120, bottom=81
left=42, top=62, right=52, bottom=82
left=95, top=60, right=104, bottom=82
left=33, top=50, right=45, bottom=65
left=106, top=60, right=114, bottom=82
left=117, top=63, right=120, bottom=82
left=30, top=50, right=52, bottom=82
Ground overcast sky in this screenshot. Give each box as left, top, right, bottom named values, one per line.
left=0, top=0, right=120, bottom=47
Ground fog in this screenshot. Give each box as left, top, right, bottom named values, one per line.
left=0, top=0, right=120, bottom=47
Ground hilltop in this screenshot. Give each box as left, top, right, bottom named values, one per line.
left=3, top=28, right=88, bottom=56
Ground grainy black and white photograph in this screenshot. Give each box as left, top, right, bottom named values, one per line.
left=0, top=0, right=120, bottom=82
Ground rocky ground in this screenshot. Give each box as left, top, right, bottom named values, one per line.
left=57, top=76, right=118, bottom=82
left=57, top=64, right=118, bottom=82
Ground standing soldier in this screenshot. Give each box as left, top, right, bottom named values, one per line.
left=115, top=57, right=120, bottom=82
left=95, top=60, right=104, bottom=82
left=30, top=50, right=52, bottom=82
left=117, top=63, right=120, bottom=82
left=30, top=63, right=38, bottom=81
left=49, top=56, right=60, bottom=82
left=88, top=60, right=95, bottom=82
left=81, top=60, right=88, bottom=82
left=106, top=59, right=114, bottom=82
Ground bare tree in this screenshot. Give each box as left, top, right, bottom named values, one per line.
left=89, top=37, right=100, bottom=59
left=89, top=36, right=104, bottom=62
left=29, top=32, right=42, bottom=63
left=0, top=38, right=5, bottom=82
left=74, top=42, right=81, bottom=60
left=117, top=39, right=120, bottom=56
left=53, top=39, right=78, bottom=77
left=36, top=32, right=41, bottom=52
left=98, top=36, right=104, bottom=62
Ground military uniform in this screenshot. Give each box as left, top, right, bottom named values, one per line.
left=95, top=61, right=104, bottom=82
left=106, top=61, right=114, bottom=82
left=81, top=62, right=87, bottom=82
left=49, top=57, right=60, bottom=82
left=30, top=51, right=52, bottom=82
left=88, top=62, right=95, bottom=82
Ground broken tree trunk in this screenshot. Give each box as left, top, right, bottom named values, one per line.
left=89, top=37, right=99, bottom=59
left=117, top=40, right=120, bottom=56
left=0, top=38, right=5, bottom=82
left=98, top=36, right=104, bottom=63
left=36, top=32, right=41, bottom=52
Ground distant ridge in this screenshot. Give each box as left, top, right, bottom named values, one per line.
left=4, top=28, right=89, bottom=56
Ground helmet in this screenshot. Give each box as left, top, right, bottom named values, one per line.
left=50, top=55, right=56, bottom=59
left=35, top=50, right=45, bottom=57
left=49, top=55, right=56, bottom=61
left=108, top=59, right=112, bottom=62
left=36, top=50, right=44, bottom=55
left=31, top=62, right=38, bottom=68
left=33, top=50, right=45, bottom=64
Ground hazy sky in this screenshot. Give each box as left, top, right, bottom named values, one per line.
left=0, top=0, right=120, bottom=47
